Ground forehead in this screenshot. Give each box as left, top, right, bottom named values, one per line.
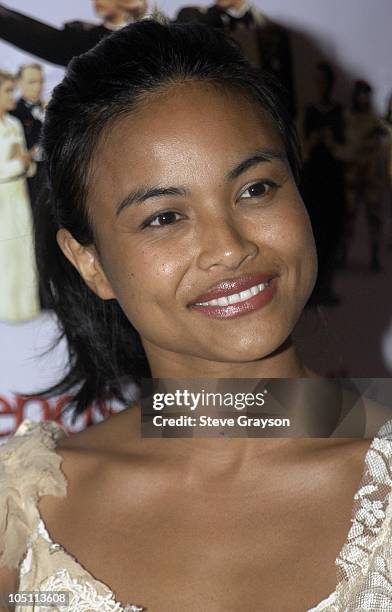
left=88, top=82, right=285, bottom=207
left=21, top=67, right=42, bottom=80
left=95, top=82, right=282, bottom=165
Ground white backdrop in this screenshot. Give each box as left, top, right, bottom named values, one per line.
left=0, top=1, right=391, bottom=438
left=0, top=313, right=118, bottom=438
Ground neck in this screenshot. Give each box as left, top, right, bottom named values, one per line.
left=132, top=340, right=321, bottom=472
left=125, top=399, right=316, bottom=477
left=144, top=336, right=310, bottom=379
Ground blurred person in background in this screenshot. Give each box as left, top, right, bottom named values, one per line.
left=343, top=80, right=389, bottom=272
left=11, top=63, right=45, bottom=214
left=176, top=0, right=295, bottom=116
left=300, top=62, right=346, bottom=305
left=118, top=0, right=167, bottom=22
left=0, top=70, right=39, bottom=322
left=0, top=1, right=131, bottom=66
left=83, top=0, right=131, bottom=30
left=383, top=93, right=392, bottom=249
left=385, top=94, right=392, bottom=182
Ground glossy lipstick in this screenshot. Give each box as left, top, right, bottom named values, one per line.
left=188, top=274, right=278, bottom=319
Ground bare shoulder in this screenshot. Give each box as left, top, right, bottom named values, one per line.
left=57, top=404, right=140, bottom=453
left=303, top=437, right=374, bottom=474
left=38, top=405, right=142, bottom=536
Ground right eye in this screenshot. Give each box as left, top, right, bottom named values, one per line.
left=142, top=211, right=183, bottom=229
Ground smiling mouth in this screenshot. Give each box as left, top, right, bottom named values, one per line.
left=194, top=281, right=270, bottom=307
left=188, top=276, right=278, bottom=319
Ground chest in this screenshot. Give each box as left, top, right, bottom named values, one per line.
left=43, top=477, right=356, bottom=612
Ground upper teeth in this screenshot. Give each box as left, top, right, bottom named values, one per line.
left=195, top=282, right=268, bottom=307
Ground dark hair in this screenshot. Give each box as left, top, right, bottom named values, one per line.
left=316, top=62, right=335, bottom=96
left=351, top=79, right=372, bottom=113
left=36, top=20, right=301, bottom=419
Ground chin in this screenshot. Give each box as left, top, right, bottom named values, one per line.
left=204, top=327, right=292, bottom=364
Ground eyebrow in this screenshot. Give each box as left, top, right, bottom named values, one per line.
left=116, top=186, right=188, bottom=217
left=115, top=148, right=287, bottom=217
left=226, top=149, right=287, bottom=180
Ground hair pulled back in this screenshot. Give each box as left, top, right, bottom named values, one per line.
left=37, top=20, right=301, bottom=418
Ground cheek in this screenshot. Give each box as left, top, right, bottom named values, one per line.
left=281, top=203, right=318, bottom=294
left=256, top=199, right=317, bottom=292
left=253, top=197, right=315, bottom=262
left=281, top=204, right=316, bottom=261
left=103, top=239, right=183, bottom=316
left=135, top=241, right=183, bottom=290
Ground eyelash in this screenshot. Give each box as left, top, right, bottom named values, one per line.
left=239, top=179, right=279, bottom=200
left=140, top=180, right=279, bottom=229
left=140, top=211, right=183, bottom=229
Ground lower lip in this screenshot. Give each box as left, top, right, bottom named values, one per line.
left=189, top=277, right=278, bottom=319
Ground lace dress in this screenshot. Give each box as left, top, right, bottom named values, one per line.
left=1, top=418, right=392, bottom=611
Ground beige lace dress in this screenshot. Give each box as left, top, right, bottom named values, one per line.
left=1, top=418, right=392, bottom=611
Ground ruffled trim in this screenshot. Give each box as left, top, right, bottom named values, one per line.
left=39, top=569, right=125, bottom=611
left=39, top=568, right=145, bottom=611
left=0, top=419, right=68, bottom=569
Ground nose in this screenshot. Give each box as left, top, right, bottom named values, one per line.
left=196, top=216, right=258, bottom=271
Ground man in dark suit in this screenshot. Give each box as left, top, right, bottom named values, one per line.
left=0, top=1, right=130, bottom=66
left=176, top=0, right=296, bottom=116
left=11, top=63, right=45, bottom=212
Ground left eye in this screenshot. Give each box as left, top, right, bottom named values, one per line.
left=240, top=181, right=277, bottom=199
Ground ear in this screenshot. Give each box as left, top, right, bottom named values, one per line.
left=56, top=228, right=115, bottom=300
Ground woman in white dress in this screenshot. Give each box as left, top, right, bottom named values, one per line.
left=0, top=70, right=39, bottom=322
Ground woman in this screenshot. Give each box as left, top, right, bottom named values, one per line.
left=0, top=22, right=391, bottom=611
left=0, top=70, right=39, bottom=322
left=384, top=92, right=392, bottom=249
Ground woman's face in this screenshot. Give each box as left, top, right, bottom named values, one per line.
left=71, top=83, right=317, bottom=368
left=117, top=0, right=146, bottom=14
left=18, top=67, right=43, bottom=103
left=94, top=0, right=118, bottom=18
left=0, top=80, right=16, bottom=113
